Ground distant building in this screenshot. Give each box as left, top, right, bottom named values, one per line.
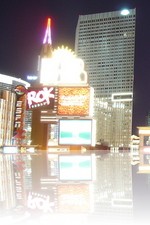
left=75, top=9, right=136, bottom=149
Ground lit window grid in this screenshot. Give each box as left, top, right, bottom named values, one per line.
left=75, top=9, right=135, bottom=148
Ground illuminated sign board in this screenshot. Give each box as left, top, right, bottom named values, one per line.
left=58, top=119, right=96, bottom=146
left=26, top=86, right=55, bottom=110
left=40, top=46, right=87, bottom=85
left=58, top=87, right=94, bottom=116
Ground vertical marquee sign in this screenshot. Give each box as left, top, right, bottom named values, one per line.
left=13, top=85, right=27, bottom=144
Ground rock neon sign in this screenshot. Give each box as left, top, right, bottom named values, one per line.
left=27, top=87, right=55, bottom=110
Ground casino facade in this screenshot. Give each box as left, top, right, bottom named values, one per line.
left=0, top=74, right=30, bottom=147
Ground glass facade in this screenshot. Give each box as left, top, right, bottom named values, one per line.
left=75, top=9, right=136, bottom=149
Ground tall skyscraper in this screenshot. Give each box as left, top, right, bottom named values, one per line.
left=75, top=9, right=136, bottom=149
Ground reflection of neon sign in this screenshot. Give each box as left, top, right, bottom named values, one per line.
left=27, top=87, right=55, bottom=110
left=13, top=158, right=25, bottom=205
left=27, top=192, right=54, bottom=213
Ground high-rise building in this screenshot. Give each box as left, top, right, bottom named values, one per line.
left=75, top=9, right=136, bottom=149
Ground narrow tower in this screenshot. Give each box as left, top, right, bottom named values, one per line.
left=41, top=18, right=53, bottom=57
left=31, top=18, right=53, bottom=149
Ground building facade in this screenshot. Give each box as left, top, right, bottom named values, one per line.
left=0, top=74, right=30, bottom=146
left=75, top=9, right=136, bottom=149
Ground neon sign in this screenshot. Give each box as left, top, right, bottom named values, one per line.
left=43, top=18, right=52, bottom=44
left=27, top=87, right=55, bottom=110
left=40, top=46, right=87, bottom=85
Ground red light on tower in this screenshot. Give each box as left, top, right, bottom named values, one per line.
left=41, top=17, right=53, bottom=57
left=43, top=18, right=52, bottom=45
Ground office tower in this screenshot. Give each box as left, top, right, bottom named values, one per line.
left=75, top=9, right=136, bottom=149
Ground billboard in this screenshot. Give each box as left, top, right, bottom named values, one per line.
left=58, top=119, right=96, bottom=146
left=58, top=154, right=94, bottom=181
left=26, top=86, right=55, bottom=110
left=58, top=87, right=94, bottom=116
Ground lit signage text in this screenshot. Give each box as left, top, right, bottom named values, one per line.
left=14, top=101, right=23, bottom=128
left=27, top=87, right=55, bottom=110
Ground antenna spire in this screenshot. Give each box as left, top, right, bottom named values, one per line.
left=41, top=17, right=53, bottom=57
left=43, top=18, right=52, bottom=45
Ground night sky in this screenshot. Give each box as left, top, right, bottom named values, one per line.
left=0, top=0, right=150, bottom=134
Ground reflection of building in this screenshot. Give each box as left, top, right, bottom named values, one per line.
left=41, top=151, right=133, bottom=224
left=75, top=9, right=136, bottom=149
left=130, top=135, right=140, bottom=165
left=137, top=126, right=150, bottom=173
left=92, top=151, right=133, bottom=225
left=3, top=149, right=150, bottom=224
left=0, top=153, right=33, bottom=209
left=0, top=74, right=30, bottom=146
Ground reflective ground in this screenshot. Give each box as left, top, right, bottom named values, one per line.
left=0, top=150, right=149, bottom=225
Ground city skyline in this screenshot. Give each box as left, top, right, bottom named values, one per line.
left=0, top=0, right=150, bottom=133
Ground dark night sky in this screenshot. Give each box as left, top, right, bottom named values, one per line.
left=0, top=0, right=150, bottom=134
